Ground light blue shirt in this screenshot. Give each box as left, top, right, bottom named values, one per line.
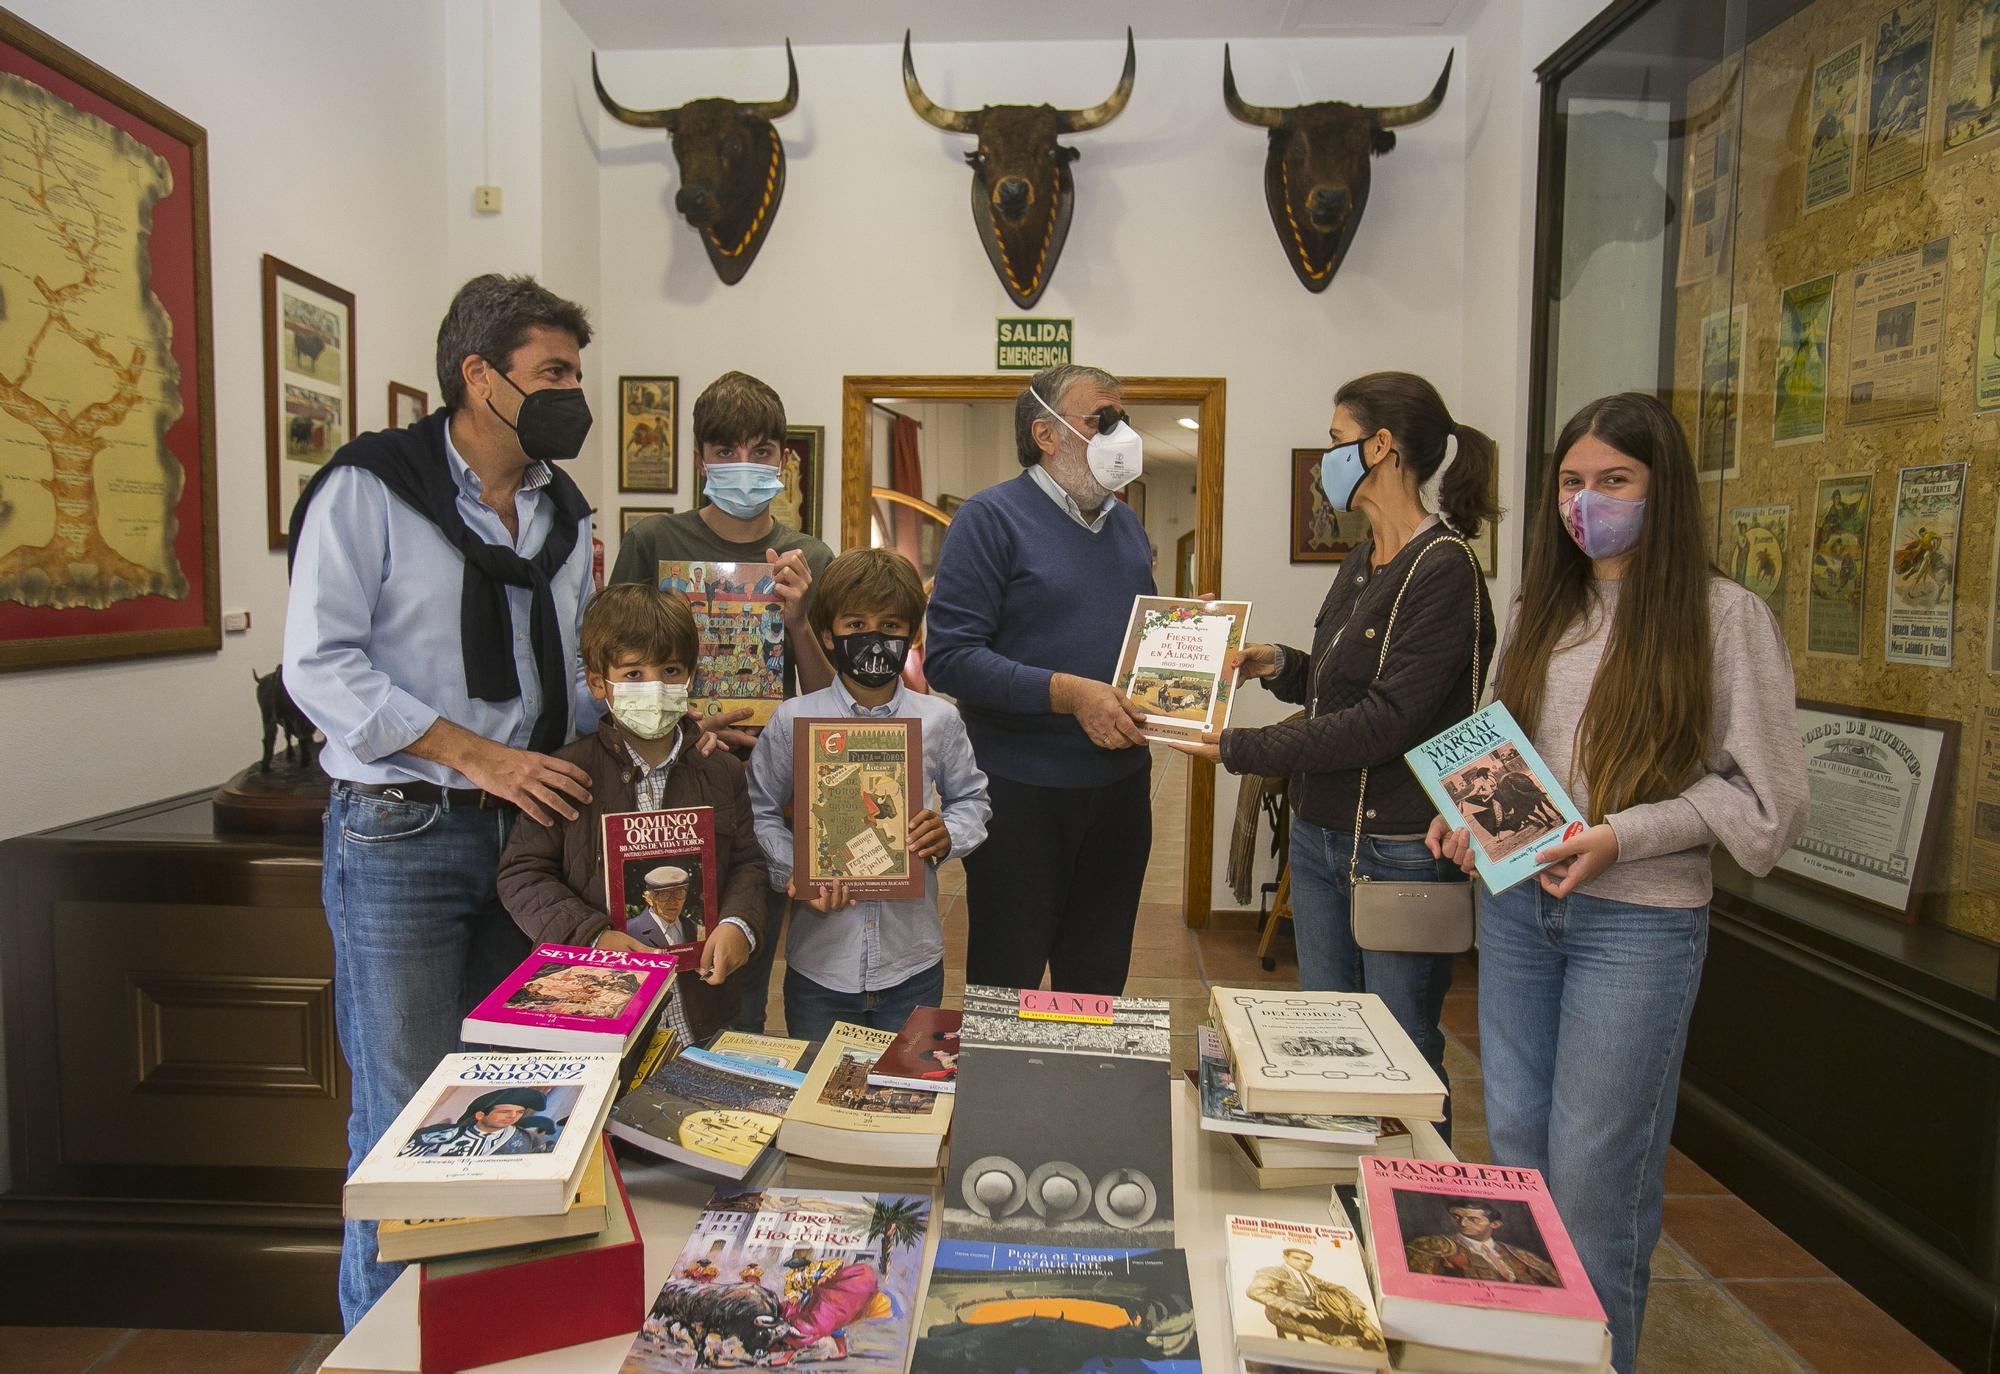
left=1028, top=461, right=1112, bottom=533
left=283, top=419, right=599, bottom=787
left=748, top=678, right=990, bottom=995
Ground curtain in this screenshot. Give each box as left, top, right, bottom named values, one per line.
left=889, top=414, right=924, bottom=568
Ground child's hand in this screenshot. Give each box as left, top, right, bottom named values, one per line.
left=908, top=808, right=951, bottom=861
left=591, top=927, right=654, bottom=953
left=700, top=923, right=750, bottom=984
left=787, top=877, right=856, bottom=913
left=691, top=704, right=758, bottom=754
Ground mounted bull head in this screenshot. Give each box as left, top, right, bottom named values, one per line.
left=1223, top=47, right=1452, bottom=292
left=592, top=42, right=798, bottom=285
left=903, top=28, right=1135, bottom=308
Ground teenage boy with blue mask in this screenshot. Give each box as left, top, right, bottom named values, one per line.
left=612, top=370, right=833, bottom=1031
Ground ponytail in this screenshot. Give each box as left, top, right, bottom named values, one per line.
left=1437, top=422, right=1500, bottom=540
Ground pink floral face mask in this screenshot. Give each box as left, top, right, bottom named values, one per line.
left=1560, top=488, right=1647, bottom=560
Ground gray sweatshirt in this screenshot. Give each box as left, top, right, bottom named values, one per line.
left=1494, top=576, right=1810, bottom=909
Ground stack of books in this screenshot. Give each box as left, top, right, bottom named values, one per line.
left=605, top=1030, right=810, bottom=1181
left=1226, top=1213, right=1389, bottom=1372
left=1208, top=987, right=1448, bottom=1123
left=777, top=1020, right=954, bottom=1168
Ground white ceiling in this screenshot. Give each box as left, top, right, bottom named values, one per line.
left=563, top=0, right=1485, bottom=52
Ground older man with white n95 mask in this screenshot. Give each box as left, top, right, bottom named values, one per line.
left=924, top=363, right=1156, bottom=996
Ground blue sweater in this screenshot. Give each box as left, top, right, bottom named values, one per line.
left=925, top=470, right=1155, bottom=788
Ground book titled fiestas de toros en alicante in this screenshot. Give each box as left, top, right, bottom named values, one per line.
left=1405, top=703, right=1586, bottom=895
left=602, top=806, right=718, bottom=958
left=1111, top=595, right=1253, bottom=744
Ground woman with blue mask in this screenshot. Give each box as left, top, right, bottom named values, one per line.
left=1178, top=372, right=1498, bottom=1141
left=1428, top=392, right=1807, bottom=1374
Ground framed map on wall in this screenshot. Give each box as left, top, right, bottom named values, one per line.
left=0, top=12, right=219, bottom=671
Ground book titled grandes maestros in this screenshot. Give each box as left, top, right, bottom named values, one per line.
left=1111, top=595, right=1253, bottom=744
left=462, top=943, right=679, bottom=1053
left=607, top=1045, right=804, bottom=1180
left=603, top=806, right=718, bottom=958
left=1405, top=703, right=1586, bottom=895
left=1211, top=988, right=1445, bottom=1121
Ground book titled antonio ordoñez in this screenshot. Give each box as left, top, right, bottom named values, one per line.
left=1404, top=703, right=1586, bottom=895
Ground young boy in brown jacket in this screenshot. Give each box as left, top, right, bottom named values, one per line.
left=497, top=583, right=768, bottom=1043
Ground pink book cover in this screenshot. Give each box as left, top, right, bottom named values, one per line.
left=1361, top=1157, right=1605, bottom=1322
left=602, top=806, right=719, bottom=958
left=466, top=944, right=679, bottom=1042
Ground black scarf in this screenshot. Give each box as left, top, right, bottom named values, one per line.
left=288, top=411, right=590, bottom=754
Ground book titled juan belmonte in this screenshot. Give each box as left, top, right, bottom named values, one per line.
left=1226, top=1213, right=1388, bottom=1371
left=1211, top=988, right=1445, bottom=1122
left=1405, top=702, right=1586, bottom=895
left=1111, top=595, right=1253, bottom=744
left=461, top=943, right=679, bottom=1054
left=792, top=718, right=925, bottom=899
left=602, top=806, right=718, bottom=957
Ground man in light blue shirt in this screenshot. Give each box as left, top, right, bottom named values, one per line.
left=283, top=274, right=599, bottom=1329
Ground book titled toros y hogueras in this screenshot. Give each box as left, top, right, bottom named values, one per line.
left=602, top=806, right=718, bottom=957
left=658, top=559, right=786, bottom=726
left=792, top=718, right=925, bottom=899
left=1405, top=703, right=1587, bottom=894
left=1111, top=595, right=1253, bottom=743
left=618, top=1187, right=931, bottom=1373
left=461, top=943, right=680, bottom=1053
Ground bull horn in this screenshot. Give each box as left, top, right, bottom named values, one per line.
left=1222, top=44, right=1284, bottom=129
left=740, top=38, right=799, bottom=122
left=903, top=30, right=976, bottom=134
left=1371, top=50, right=1453, bottom=129
left=1057, top=26, right=1136, bottom=132
left=591, top=53, right=679, bottom=130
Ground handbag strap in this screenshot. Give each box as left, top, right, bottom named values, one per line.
left=1348, top=535, right=1484, bottom=882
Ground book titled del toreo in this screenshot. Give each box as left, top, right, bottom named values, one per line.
left=1404, top=703, right=1587, bottom=895
left=602, top=806, right=718, bottom=957
left=792, top=717, right=925, bottom=899
left=1111, top=594, right=1253, bottom=744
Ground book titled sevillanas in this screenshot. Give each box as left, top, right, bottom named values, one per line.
left=1404, top=702, right=1586, bottom=894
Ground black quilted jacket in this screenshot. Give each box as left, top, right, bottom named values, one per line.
left=1219, top=522, right=1494, bottom=836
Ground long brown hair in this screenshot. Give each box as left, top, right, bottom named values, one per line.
left=1335, top=372, right=1500, bottom=538
left=1495, top=393, right=1712, bottom=821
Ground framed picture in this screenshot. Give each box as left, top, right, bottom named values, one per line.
left=0, top=12, right=220, bottom=671
left=1289, top=447, right=1369, bottom=563
left=693, top=424, right=824, bottom=539
left=1175, top=528, right=1197, bottom=598
left=620, top=506, right=674, bottom=537
left=263, top=254, right=356, bottom=549
left=1773, top=700, right=1959, bottom=924
left=388, top=381, right=428, bottom=430
left=937, top=493, right=966, bottom=518
left=618, top=375, right=678, bottom=492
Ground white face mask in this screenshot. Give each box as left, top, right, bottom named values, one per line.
left=607, top=680, right=688, bottom=740
left=1033, top=389, right=1145, bottom=492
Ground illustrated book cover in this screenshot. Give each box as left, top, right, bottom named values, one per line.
left=344, top=1052, right=620, bottom=1220
left=607, top=1044, right=805, bottom=1180
left=658, top=559, right=786, bottom=726
left=792, top=717, right=925, bottom=899
left=1195, top=1024, right=1380, bottom=1146
left=910, top=1241, right=1202, bottom=1373
left=1404, top=702, right=1586, bottom=895
left=603, top=806, right=718, bottom=957
left=1210, top=988, right=1445, bottom=1121
left=377, top=1136, right=612, bottom=1263
left=779, top=1021, right=953, bottom=1168
left=707, top=1030, right=811, bottom=1070
left=461, top=943, right=679, bottom=1054
left=619, top=1186, right=932, bottom=1373
left=1226, top=1214, right=1389, bottom=1371
left=866, top=1006, right=962, bottom=1093
left=1111, top=595, right=1253, bottom=743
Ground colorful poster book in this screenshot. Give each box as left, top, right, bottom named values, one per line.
left=792, top=718, right=925, bottom=899
left=866, top=1007, right=962, bottom=1093
left=461, top=943, right=679, bottom=1053
left=607, top=1045, right=804, bottom=1180
left=1196, top=1025, right=1379, bottom=1146
left=344, top=1052, right=620, bottom=1220
left=658, top=559, right=787, bottom=726
left=1111, top=595, right=1253, bottom=743
left=1404, top=702, right=1586, bottom=895
left=911, top=1241, right=1202, bottom=1374
left=1226, top=1214, right=1389, bottom=1370
left=1210, top=988, right=1445, bottom=1122
left=603, top=806, right=719, bottom=957
left=779, top=1021, right=953, bottom=1168
left=620, top=1187, right=931, bottom=1373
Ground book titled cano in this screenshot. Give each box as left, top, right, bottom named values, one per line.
left=1111, top=595, right=1253, bottom=743
left=792, top=718, right=925, bottom=899
left=1405, top=702, right=1586, bottom=894
left=658, top=559, right=787, bottom=726
left=462, top=943, right=679, bottom=1053
left=619, top=1187, right=931, bottom=1373
left=911, top=1240, right=1201, bottom=1374
left=603, top=806, right=719, bottom=958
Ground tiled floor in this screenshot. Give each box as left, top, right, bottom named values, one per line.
left=2, top=750, right=1955, bottom=1373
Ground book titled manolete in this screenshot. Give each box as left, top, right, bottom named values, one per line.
left=1405, top=702, right=1587, bottom=894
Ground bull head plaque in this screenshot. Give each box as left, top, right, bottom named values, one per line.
left=1223, top=47, right=1452, bottom=292
left=592, top=42, right=798, bottom=285
left=903, top=28, right=1135, bottom=309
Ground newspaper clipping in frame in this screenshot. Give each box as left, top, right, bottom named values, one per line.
left=1970, top=708, right=2000, bottom=895
left=1885, top=461, right=1966, bottom=667
left=1847, top=239, right=1949, bottom=427
left=1803, top=41, right=1863, bottom=212
left=1675, top=73, right=1737, bottom=288
left=1976, top=231, right=2000, bottom=414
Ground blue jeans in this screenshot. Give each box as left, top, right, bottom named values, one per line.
left=323, top=784, right=530, bottom=1330
left=783, top=961, right=946, bottom=1045
left=1478, top=879, right=1709, bottom=1374
left=731, top=885, right=790, bottom=1033
left=1287, top=817, right=1459, bottom=1141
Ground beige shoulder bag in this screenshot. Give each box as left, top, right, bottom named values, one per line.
left=1347, top=536, right=1483, bottom=955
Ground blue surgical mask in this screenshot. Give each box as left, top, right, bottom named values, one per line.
left=1317, top=440, right=1372, bottom=512
left=703, top=461, right=786, bottom=519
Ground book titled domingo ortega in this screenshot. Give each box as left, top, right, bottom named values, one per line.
left=793, top=717, right=925, bottom=899
left=603, top=806, right=718, bottom=958
left=1111, top=595, right=1253, bottom=744
left=1405, top=702, right=1587, bottom=895
left=1358, top=1157, right=1607, bottom=1367
left=658, top=559, right=786, bottom=727
left=344, top=1052, right=621, bottom=1221
left=461, top=943, right=679, bottom=1053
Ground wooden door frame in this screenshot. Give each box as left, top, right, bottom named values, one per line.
left=840, top=374, right=1227, bottom=927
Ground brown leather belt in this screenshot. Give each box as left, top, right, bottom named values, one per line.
left=343, top=781, right=514, bottom=811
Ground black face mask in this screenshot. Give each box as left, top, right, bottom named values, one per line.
left=830, top=631, right=910, bottom=689
left=485, top=363, right=592, bottom=461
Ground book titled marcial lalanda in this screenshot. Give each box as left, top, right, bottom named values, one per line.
left=462, top=943, right=679, bottom=1053
left=1405, top=703, right=1587, bottom=895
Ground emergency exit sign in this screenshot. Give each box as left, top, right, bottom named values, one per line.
left=996, top=317, right=1073, bottom=370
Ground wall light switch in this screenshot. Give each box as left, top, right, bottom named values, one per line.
left=473, top=185, right=503, bottom=214
left=222, top=610, right=251, bottom=633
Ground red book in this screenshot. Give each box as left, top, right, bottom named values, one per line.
left=602, top=806, right=718, bottom=958
left=866, top=1006, right=962, bottom=1093
left=417, top=1143, right=643, bottom=1374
